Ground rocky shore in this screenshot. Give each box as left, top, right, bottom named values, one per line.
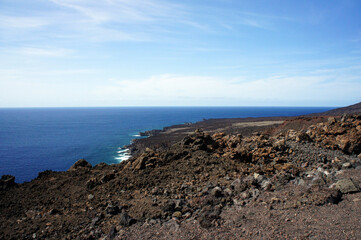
left=128, top=116, right=290, bottom=156
left=1, top=108, right=361, bottom=239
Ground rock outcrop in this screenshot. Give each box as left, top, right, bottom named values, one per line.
left=305, top=115, right=361, bottom=154
left=68, top=158, right=92, bottom=171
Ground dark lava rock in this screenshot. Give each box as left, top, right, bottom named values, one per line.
left=211, top=187, right=223, bottom=198
left=231, top=178, right=247, bottom=193
left=86, top=178, right=99, bottom=190
left=325, top=189, right=342, bottom=204
left=139, top=129, right=162, bottom=137
left=305, top=188, right=343, bottom=206
left=68, top=159, right=92, bottom=171
left=198, top=206, right=221, bottom=228
left=273, top=173, right=294, bottom=190
left=181, top=136, right=194, bottom=146
left=119, top=210, right=136, bottom=227
left=37, top=170, right=55, bottom=179
left=162, top=200, right=176, bottom=213
left=108, top=226, right=117, bottom=240
left=296, top=131, right=312, bottom=142
left=49, top=208, right=61, bottom=215
left=101, top=173, right=115, bottom=183
left=91, top=213, right=104, bottom=226
left=0, top=175, right=16, bottom=190
left=106, top=204, right=120, bottom=216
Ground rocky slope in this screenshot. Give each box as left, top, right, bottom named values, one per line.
left=309, top=101, right=361, bottom=116
left=1, top=114, right=361, bottom=239
left=129, top=117, right=289, bottom=155
left=130, top=102, right=361, bottom=155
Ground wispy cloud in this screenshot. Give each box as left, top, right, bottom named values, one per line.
left=0, top=0, right=188, bottom=43
left=3, top=47, right=74, bottom=57
left=193, top=47, right=233, bottom=52
left=240, top=18, right=273, bottom=30
left=213, top=10, right=294, bottom=31
left=0, top=0, right=295, bottom=45
left=241, top=11, right=293, bottom=22
left=0, top=68, right=97, bottom=81
left=49, top=0, right=185, bottom=24
left=0, top=15, right=48, bottom=29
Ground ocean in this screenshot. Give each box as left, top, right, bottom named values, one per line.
left=0, top=106, right=333, bottom=183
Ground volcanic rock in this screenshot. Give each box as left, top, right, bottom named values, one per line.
left=335, top=178, right=359, bottom=194
left=119, top=210, right=136, bottom=227
left=0, top=175, right=16, bottom=190
left=68, top=159, right=92, bottom=171
left=1, top=113, right=361, bottom=239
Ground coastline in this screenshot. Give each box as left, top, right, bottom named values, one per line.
left=126, top=115, right=325, bottom=157
left=1, top=103, right=361, bottom=239
left=126, top=102, right=361, bottom=158
left=0, top=106, right=337, bottom=183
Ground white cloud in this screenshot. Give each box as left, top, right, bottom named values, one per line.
left=74, top=25, right=149, bottom=42
left=0, top=68, right=97, bottom=83
left=240, top=18, right=273, bottom=30
left=0, top=0, right=295, bottom=45
left=0, top=79, right=96, bottom=107
left=49, top=0, right=184, bottom=24
left=0, top=0, right=187, bottom=44
left=1, top=71, right=360, bottom=107
left=8, top=47, right=73, bottom=57
left=0, top=15, right=48, bottom=29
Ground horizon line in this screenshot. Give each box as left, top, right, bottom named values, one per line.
left=0, top=105, right=338, bottom=109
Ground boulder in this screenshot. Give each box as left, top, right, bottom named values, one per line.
left=198, top=205, right=221, bottom=228
left=181, top=136, right=194, bottom=146
left=91, top=213, right=103, bottom=227
left=0, top=175, right=16, bottom=190
left=108, top=226, right=117, bottom=239
left=128, top=152, right=156, bottom=170
left=211, top=187, right=222, bottom=198
left=342, top=162, right=352, bottom=169
left=296, top=132, right=312, bottom=142
left=68, top=159, right=92, bottom=171
left=273, top=139, right=287, bottom=151
left=119, top=210, right=136, bottom=227
left=328, top=117, right=336, bottom=124
left=172, top=211, right=182, bottom=218
left=86, top=178, right=99, bottom=190
left=105, top=204, right=120, bottom=216
left=101, top=173, right=115, bottom=183
left=162, top=200, right=176, bottom=213
left=335, top=178, right=359, bottom=194
left=231, top=178, right=247, bottom=193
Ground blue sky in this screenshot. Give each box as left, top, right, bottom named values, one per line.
left=0, top=0, right=360, bottom=107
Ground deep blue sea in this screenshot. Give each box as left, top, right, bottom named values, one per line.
left=0, top=107, right=333, bottom=183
